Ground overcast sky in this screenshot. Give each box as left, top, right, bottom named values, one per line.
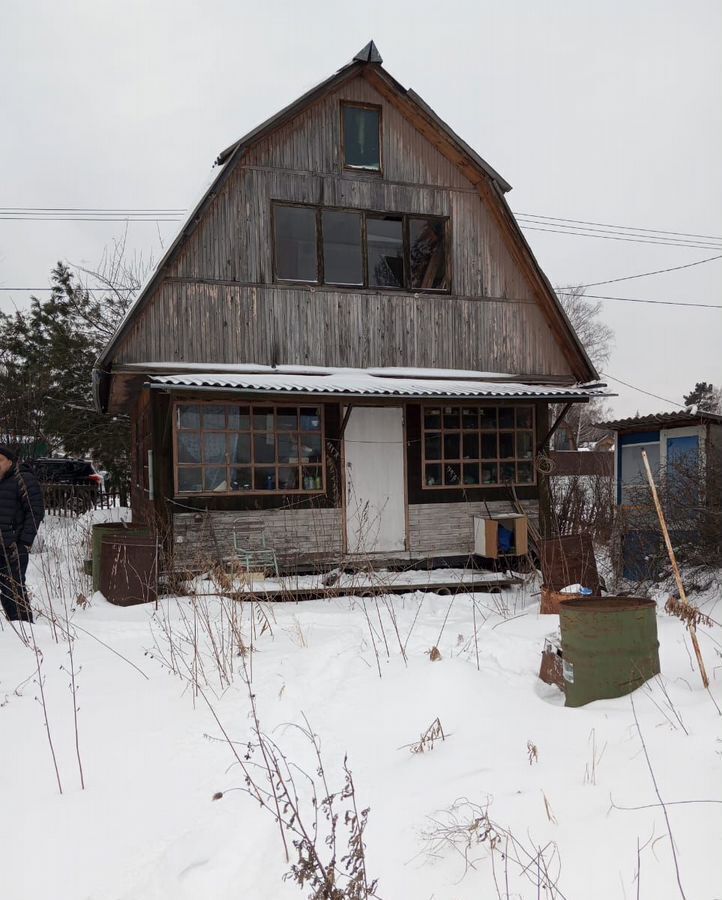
left=2, top=0, right=720, bottom=416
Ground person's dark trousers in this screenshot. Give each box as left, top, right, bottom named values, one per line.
left=0, top=544, right=32, bottom=622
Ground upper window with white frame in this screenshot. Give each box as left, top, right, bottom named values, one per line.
left=342, top=103, right=381, bottom=171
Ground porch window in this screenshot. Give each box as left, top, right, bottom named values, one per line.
left=175, top=402, right=325, bottom=495
left=342, top=103, right=381, bottom=171
left=422, top=404, right=536, bottom=488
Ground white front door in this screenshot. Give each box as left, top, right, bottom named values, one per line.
left=344, top=406, right=406, bottom=554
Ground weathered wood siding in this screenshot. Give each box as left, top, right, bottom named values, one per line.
left=113, top=74, right=574, bottom=378
left=171, top=499, right=540, bottom=567
left=117, top=281, right=568, bottom=374
left=172, top=508, right=343, bottom=569
left=408, top=500, right=539, bottom=554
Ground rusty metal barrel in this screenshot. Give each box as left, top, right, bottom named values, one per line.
left=100, top=533, right=158, bottom=606
left=559, top=597, right=660, bottom=707
left=91, top=522, right=150, bottom=592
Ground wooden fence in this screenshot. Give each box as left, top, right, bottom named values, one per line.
left=41, top=483, right=128, bottom=517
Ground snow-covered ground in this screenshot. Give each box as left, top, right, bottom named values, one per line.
left=1, top=514, right=721, bottom=899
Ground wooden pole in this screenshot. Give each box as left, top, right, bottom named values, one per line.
left=640, top=448, right=709, bottom=688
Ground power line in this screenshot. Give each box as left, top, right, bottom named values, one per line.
left=601, top=372, right=686, bottom=409
left=574, top=254, right=722, bottom=288
left=0, top=206, right=186, bottom=213
left=2, top=285, right=718, bottom=309
left=557, top=290, right=722, bottom=309
left=0, top=286, right=135, bottom=292
left=518, top=223, right=722, bottom=252
left=514, top=211, right=722, bottom=243
left=0, top=216, right=181, bottom=222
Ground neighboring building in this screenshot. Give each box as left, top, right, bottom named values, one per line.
left=600, top=410, right=722, bottom=578
left=94, top=42, right=605, bottom=570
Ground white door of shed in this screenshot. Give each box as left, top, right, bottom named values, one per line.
left=344, top=407, right=406, bottom=553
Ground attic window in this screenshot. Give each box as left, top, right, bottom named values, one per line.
left=342, top=103, right=381, bottom=171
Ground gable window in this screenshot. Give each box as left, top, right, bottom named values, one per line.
left=422, top=405, right=535, bottom=489
left=272, top=202, right=449, bottom=292
left=273, top=205, right=318, bottom=282
left=175, top=402, right=325, bottom=495
left=342, top=103, right=381, bottom=171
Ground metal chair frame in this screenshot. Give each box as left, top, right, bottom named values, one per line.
left=232, top=518, right=280, bottom=578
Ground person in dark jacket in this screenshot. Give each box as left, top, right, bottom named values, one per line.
left=0, top=446, right=45, bottom=622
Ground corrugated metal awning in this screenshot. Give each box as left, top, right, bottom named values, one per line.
left=149, top=369, right=610, bottom=401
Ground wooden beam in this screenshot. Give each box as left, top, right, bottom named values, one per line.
left=536, top=401, right=573, bottom=454
left=339, top=404, right=354, bottom=439
left=641, top=448, right=709, bottom=688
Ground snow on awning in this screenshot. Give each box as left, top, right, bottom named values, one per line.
left=148, top=369, right=610, bottom=401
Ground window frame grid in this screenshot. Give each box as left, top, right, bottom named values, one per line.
left=173, top=400, right=326, bottom=497
left=272, top=201, right=451, bottom=294
left=421, top=403, right=537, bottom=490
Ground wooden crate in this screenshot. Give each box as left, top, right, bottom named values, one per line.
left=473, top=514, right=528, bottom=559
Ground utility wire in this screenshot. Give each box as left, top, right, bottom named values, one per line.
left=574, top=254, right=722, bottom=288
left=600, top=372, right=686, bottom=409
left=0, top=216, right=181, bottom=222
left=518, top=224, right=721, bottom=252
left=2, top=286, right=720, bottom=308
left=514, top=211, right=722, bottom=243
left=557, top=290, right=722, bottom=309
left=0, top=206, right=185, bottom=213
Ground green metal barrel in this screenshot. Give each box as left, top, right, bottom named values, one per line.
left=91, top=523, right=149, bottom=592
left=559, top=597, right=660, bottom=708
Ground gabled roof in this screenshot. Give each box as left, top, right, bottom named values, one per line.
left=213, top=41, right=511, bottom=189
left=95, top=41, right=597, bottom=386
left=598, top=410, right=722, bottom=431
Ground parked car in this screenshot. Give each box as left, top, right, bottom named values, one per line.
left=31, top=458, right=105, bottom=512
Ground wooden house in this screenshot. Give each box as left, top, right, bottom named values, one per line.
left=94, top=41, right=605, bottom=571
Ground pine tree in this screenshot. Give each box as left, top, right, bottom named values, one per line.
left=0, top=262, right=132, bottom=499
left=683, top=381, right=722, bottom=413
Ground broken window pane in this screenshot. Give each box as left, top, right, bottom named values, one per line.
left=323, top=210, right=363, bottom=285
left=274, top=205, right=317, bottom=282
left=343, top=105, right=380, bottom=170
left=367, top=216, right=403, bottom=287
left=409, top=218, right=447, bottom=290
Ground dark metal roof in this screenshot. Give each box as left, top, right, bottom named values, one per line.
left=354, top=40, right=382, bottom=63
left=597, top=410, right=722, bottom=431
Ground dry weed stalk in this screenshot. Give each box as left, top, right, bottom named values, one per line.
left=420, top=797, right=567, bottom=898
left=583, top=728, right=607, bottom=786
left=409, top=717, right=445, bottom=754
left=542, top=791, right=558, bottom=825
left=226, top=659, right=380, bottom=898
left=630, top=693, right=688, bottom=899
left=665, top=596, right=714, bottom=630
left=527, top=740, right=538, bottom=765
